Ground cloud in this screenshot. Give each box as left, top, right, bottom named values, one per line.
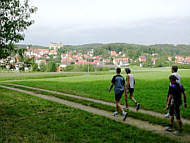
left=21, top=0, right=190, bottom=45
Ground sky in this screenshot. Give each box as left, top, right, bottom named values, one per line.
left=21, top=0, right=190, bottom=46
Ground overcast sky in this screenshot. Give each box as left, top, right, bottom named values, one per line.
left=21, top=0, right=190, bottom=46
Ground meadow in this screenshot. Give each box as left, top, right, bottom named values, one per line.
left=1, top=68, right=190, bottom=142
left=0, top=87, right=177, bottom=143
left=3, top=68, right=190, bottom=119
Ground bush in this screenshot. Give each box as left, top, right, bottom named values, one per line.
left=176, top=64, right=190, bottom=69
left=32, top=63, right=39, bottom=72
left=95, top=67, right=109, bottom=71
left=39, top=63, right=46, bottom=72
left=46, top=62, right=56, bottom=72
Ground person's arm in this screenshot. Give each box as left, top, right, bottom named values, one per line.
left=165, top=94, right=172, bottom=111
left=108, top=83, right=114, bottom=92
left=183, top=91, right=187, bottom=108
left=126, top=75, right=130, bottom=89
left=123, top=78, right=127, bottom=95
left=109, top=76, right=115, bottom=92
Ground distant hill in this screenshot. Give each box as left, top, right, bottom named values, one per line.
left=16, top=44, right=48, bottom=49
left=16, top=43, right=190, bottom=57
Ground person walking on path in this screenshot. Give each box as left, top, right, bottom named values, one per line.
left=124, top=68, right=140, bottom=111
left=165, top=65, right=181, bottom=118
left=109, top=67, right=128, bottom=121
left=165, top=75, right=187, bottom=133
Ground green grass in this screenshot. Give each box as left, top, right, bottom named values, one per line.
left=0, top=87, right=178, bottom=143
left=8, top=70, right=190, bottom=119
left=0, top=72, right=83, bottom=81
left=5, top=84, right=190, bottom=134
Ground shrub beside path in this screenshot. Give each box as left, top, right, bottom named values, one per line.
left=0, top=85, right=190, bottom=143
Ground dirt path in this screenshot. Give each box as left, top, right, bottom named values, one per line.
left=0, top=85, right=190, bottom=143
left=5, top=83, right=190, bottom=125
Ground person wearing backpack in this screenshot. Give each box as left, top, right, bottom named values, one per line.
left=165, top=75, right=187, bottom=133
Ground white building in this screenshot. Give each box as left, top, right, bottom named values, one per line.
left=49, top=42, right=63, bottom=50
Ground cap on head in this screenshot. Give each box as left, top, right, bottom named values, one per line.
left=169, top=75, right=178, bottom=81
left=172, top=65, right=178, bottom=72
left=116, top=67, right=121, bottom=73
left=125, top=68, right=131, bottom=74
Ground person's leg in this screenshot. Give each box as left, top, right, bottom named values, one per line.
left=116, top=101, right=119, bottom=112
left=116, top=101, right=123, bottom=112
left=113, top=95, right=119, bottom=116
left=125, top=91, right=128, bottom=108
left=166, top=104, right=174, bottom=131
left=177, top=120, right=182, bottom=129
left=170, top=116, right=174, bottom=128
left=129, top=92, right=137, bottom=104
left=116, top=100, right=128, bottom=121
left=116, top=101, right=124, bottom=112
left=175, top=105, right=182, bottom=130
left=129, top=90, right=140, bottom=111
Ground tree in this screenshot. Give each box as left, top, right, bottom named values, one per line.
left=0, top=0, right=37, bottom=59
left=32, top=63, right=39, bottom=72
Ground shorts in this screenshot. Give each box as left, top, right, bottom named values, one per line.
left=128, top=88, right=134, bottom=94
left=115, top=90, right=124, bottom=101
left=169, top=104, right=181, bottom=120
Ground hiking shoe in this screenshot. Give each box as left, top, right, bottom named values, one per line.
left=164, top=113, right=170, bottom=118
left=136, top=103, right=140, bottom=111
left=122, top=112, right=128, bottom=121
left=112, top=111, right=118, bottom=117
left=165, top=126, right=173, bottom=132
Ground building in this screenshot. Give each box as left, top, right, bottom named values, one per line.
left=139, top=56, right=146, bottom=62
left=152, top=58, right=157, bottom=65
left=185, top=57, right=190, bottom=64
left=113, top=57, right=129, bottom=66
left=111, top=51, right=117, bottom=56
left=175, top=56, right=184, bottom=64
left=168, top=56, right=172, bottom=61
left=49, top=42, right=63, bottom=50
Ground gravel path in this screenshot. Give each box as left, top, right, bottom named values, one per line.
left=1, top=85, right=190, bottom=143
left=5, top=83, right=190, bottom=125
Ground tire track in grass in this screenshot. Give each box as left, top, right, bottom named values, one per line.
left=5, top=83, right=190, bottom=125
left=1, top=85, right=190, bottom=143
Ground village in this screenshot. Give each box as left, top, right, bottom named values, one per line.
left=0, top=42, right=190, bottom=72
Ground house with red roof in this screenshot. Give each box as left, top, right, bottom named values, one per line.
left=111, top=51, right=117, bottom=56
left=175, top=56, right=184, bottom=64
left=139, top=56, right=146, bottom=62
left=113, top=57, right=129, bottom=66
left=185, top=57, right=190, bottom=64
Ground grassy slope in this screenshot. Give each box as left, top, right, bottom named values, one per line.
left=0, top=88, right=177, bottom=143
left=8, top=70, right=190, bottom=119
left=8, top=84, right=190, bottom=134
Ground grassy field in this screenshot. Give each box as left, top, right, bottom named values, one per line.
left=0, top=87, right=177, bottom=143
left=5, top=69, right=190, bottom=119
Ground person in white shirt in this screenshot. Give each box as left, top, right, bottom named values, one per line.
left=171, top=66, right=181, bottom=83
left=125, top=68, right=140, bottom=111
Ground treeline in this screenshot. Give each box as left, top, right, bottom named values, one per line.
left=60, top=43, right=190, bottom=59
left=19, top=43, right=190, bottom=58
left=62, top=64, right=110, bottom=72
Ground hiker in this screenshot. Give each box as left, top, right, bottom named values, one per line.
left=165, top=65, right=181, bottom=118
left=108, top=67, right=128, bottom=121
left=165, top=75, right=187, bottom=132
left=124, top=68, right=140, bottom=111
